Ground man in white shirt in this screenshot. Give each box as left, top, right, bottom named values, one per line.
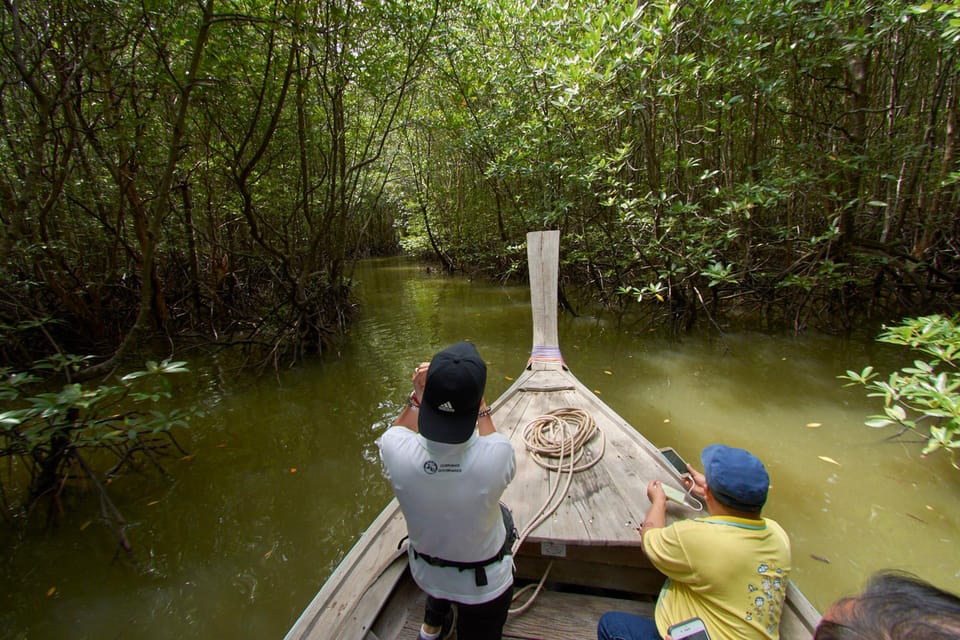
left=379, top=341, right=517, bottom=640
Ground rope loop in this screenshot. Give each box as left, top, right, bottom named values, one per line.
left=521, top=407, right=603, bottom=473
left=509, top=406, right=605, bottom=616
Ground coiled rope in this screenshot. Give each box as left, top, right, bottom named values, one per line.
left=509, top=407, right=605, bottom=615
left=522, top=407, right=604, bottom=473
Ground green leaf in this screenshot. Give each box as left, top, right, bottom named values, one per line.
left=0, top=410, right=25, bottom=426
left=885, top=404, right=907, bottom=421
left=157, top=360, right=190, bottom=374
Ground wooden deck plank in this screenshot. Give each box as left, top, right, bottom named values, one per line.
left=505, top=590, right=655, bottom=640
left=395, top=583, right=654, bottom=640
left=499, top=366, right=697, bottom=549
left=379, top=570, right=813, bottom=640
left=368, top=573, right=422, bottom=640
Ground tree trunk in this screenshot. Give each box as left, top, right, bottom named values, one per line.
left=82, top=0, right=216, bottom=378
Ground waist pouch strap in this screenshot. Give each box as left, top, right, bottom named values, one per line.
left=411, top=503, right=516, bottom=587
left=411, top=548, right=502, bottom=586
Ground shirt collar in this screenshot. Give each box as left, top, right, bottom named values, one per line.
left=696, top=514, right=767, bottom=530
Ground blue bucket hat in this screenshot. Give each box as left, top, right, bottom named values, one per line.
left=701, top=444, right=770, bottom=512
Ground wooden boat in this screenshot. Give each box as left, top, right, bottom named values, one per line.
left=286, top=231, right=821, bottom=640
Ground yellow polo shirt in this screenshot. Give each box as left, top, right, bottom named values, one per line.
left=643, top=515, right=791, bottom=640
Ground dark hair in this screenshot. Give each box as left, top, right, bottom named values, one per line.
left=814, top=571, right=960, bottom=640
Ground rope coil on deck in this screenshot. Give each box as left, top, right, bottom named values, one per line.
left=522, top=407, right=604, bottom=473
left=509, top=407, right=605, bottom=616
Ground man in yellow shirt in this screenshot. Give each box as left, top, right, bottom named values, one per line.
left=597, top=444, right=791, bottom=640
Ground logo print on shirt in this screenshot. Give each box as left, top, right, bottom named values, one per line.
left=421, top=460, right=462, bottom=475
left=437, top=401, right=455, bottom=413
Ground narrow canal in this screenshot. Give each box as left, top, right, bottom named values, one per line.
left=1, top=256, right=957, bottom=638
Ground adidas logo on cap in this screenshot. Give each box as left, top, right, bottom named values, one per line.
left=418, top=341, right=487, bottom=444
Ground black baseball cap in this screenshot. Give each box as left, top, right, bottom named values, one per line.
left=418, top=342, right=486, bottom=444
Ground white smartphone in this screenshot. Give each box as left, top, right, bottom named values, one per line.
left=668, top=617, right=711, bottom=640
left=659, top=447, right=690, bottom=476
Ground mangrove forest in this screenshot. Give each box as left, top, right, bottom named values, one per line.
left=2, top=0, right=959, bottom=369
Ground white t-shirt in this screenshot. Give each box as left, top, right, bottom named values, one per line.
left=378, top=426, right=517, bottom=604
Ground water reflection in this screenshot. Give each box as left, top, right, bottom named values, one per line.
left=0, top=256, right=957, bottom=639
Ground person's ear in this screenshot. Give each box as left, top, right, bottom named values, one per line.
left=702, top=484, right=716, bottom=506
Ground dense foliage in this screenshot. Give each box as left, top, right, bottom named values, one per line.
left=1, top=0, right=958, bottom=369
left=841, top=315, right=960, bottom=468
left=400, top=0, right=960, bottom=332
left=0, top=357, right=198, bottom=544
left=0, top=0, right=441, bottom=370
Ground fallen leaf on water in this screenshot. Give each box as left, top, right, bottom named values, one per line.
left=46, top=587, right=57, bottom=597
left=818, top=455, right=841, bottom=465
left=290, top=468, right=297, bottom=474
left=810, top=554, right=831, bottom=564
left=806, top=422, right=822, bottom=428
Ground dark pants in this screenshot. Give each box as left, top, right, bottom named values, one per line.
left=424, top=585, right=513, bottom=640
left=596, top=611, right=662, bottom=640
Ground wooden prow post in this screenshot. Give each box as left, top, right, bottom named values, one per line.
left=526, top=230, right=564, bottom=368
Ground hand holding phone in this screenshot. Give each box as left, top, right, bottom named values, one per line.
left=657, top=448, right=706, bottom=511
left=668, top=617, right=711, bottom=640
left=660, top=447, right=691, bottom=476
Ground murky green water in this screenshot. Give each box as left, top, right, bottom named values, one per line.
left=2, top=257, right=957, bottom=639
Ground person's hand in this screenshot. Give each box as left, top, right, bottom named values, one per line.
left=411, top=362, right=429, bottom=402
left=683, top=464, right=707, bottom=498
left=647, top=479, right=667, bottom=504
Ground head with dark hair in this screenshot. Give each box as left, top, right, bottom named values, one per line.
left=814, top=571, right=960, bottom=640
